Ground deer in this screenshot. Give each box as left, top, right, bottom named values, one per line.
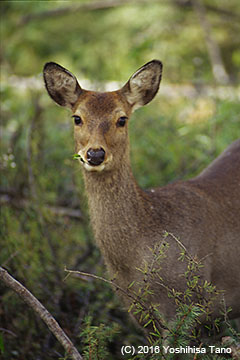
left=43, top=60, right=240, bottom=333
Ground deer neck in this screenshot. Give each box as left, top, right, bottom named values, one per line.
left=82, top=162, right=150, bottom=275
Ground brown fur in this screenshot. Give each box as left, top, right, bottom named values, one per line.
left=43, top=60, right=240, bottom=326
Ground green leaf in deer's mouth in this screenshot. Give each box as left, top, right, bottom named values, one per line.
left=73, top=154, right=80, bottom=160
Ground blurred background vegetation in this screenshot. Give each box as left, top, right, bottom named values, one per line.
left=0, top=0, right=239, bottom=359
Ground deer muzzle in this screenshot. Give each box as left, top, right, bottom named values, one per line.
left=86, top=148, right=106, bottom=166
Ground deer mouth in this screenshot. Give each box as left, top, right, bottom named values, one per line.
left=77, top=150, right=109, bottom=172
left=83, top=162, right=106, bottom=172
left=77, top=149, right=113, bottom=172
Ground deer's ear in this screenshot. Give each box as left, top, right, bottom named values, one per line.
left=121, top=60, right=162, bottom=112
left=43, top=62, right=82, bottom=109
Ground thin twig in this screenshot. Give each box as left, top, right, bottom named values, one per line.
left=165, top=231, right=194, bottom=261
left=64, top=267, right=117, bottom=287
left=1, top=251, right=19, bottom=268
left=0, top=267, right=83, bottom=360
left=64, top=267, right=169, bottom=332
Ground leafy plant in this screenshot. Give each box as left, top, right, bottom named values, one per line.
left=80, top=315, right=120, bottom=360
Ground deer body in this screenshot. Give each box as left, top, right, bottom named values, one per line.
left=43, top=61, right=240, bottom=324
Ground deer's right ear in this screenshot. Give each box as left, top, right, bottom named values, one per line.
left=43, top=62, right=82, bottom=109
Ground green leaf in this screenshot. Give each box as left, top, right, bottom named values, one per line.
left=144, top=319, right=152, bottom=327
left=127, top=280, right=135, bottom=289
left=73, top=154, right=80, bottom=160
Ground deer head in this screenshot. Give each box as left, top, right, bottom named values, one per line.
left=43, top=60, right=162, bottom=173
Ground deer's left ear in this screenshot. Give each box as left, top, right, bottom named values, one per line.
left=121, top=60, right=162, bottom=112
left=43, top=62, right=82, bottom=109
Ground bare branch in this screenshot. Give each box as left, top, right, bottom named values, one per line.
left=20, top=0, right=240, bottom=26
left=0, top=267, right=83, bottom=360
left=64, top=266, right=127, bottom=292
left=192, top=0, right=230, bottom=85
left=0, top=193, right=82, bottom=220
left=20, top=0, right=151, bottom=25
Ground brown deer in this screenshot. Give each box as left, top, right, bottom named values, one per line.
left=43, top=60, right=240, bottom=330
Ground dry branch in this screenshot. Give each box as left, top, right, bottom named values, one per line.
left=0, top=193, right=82, bottom=220
left=0, top=267, right=83, bottom=360
left=20, top=0, right=240, bottom=25
left=20, top=0, right=150, bottom=25
left=192, top=0, right=230, bottom=85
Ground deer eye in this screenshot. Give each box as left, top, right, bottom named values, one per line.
left=72, top=115, right=82, bottom=126
left=117, top=116, right=127, bottom=127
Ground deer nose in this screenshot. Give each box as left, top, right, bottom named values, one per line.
left=87, top=148, right=105, bottom=166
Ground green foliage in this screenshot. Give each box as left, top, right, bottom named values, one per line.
left=1, top=0, right=240, bottom=82
left=80, top=316, right=120, bottom=360
left=130, top=98, right=240, bottom=188
left=1, top=1, right=240, bottom=359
